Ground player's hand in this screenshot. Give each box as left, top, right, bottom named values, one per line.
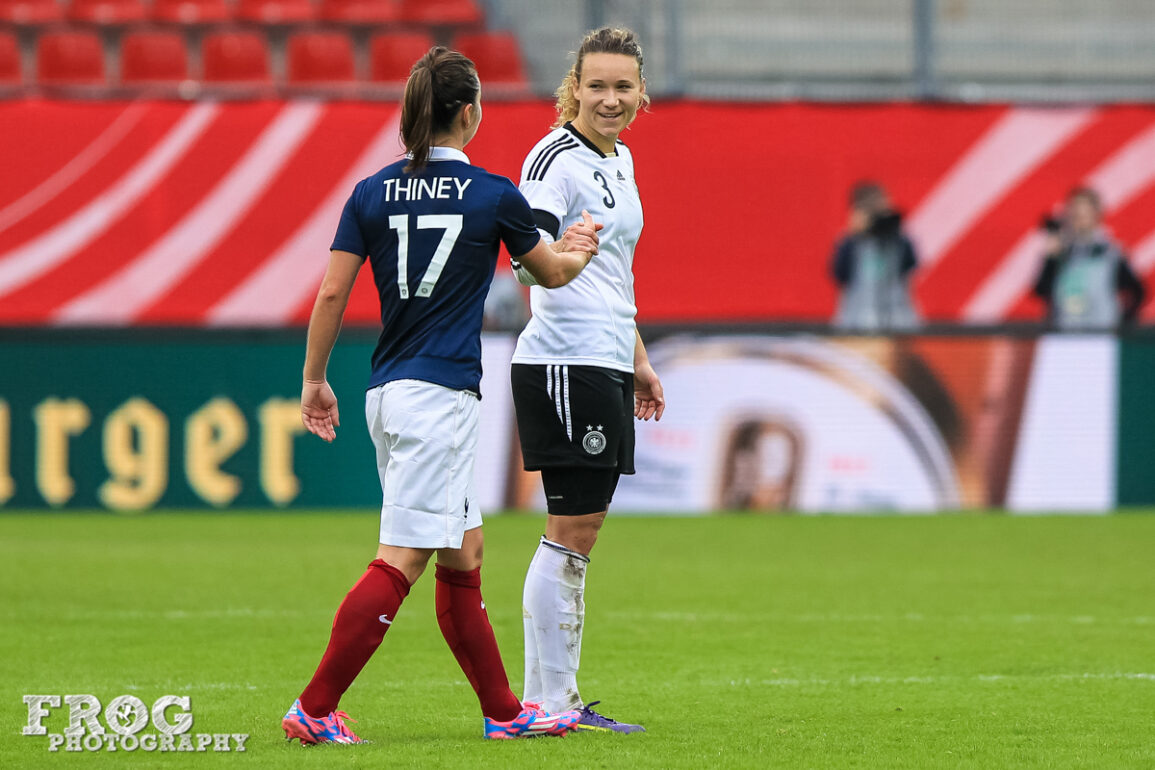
left=634, top=362, right=665, bottom=421
left=557, top=209, right=603, bottom=255
left=301, top=380, right=340, bottom=442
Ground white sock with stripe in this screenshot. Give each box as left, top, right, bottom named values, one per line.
left=522, top=536, right=588, bottom=712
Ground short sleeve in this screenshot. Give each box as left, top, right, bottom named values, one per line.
left=518, top=151, right=571, bottom=242
left=329, top=183, right=367, bottom=257
left=496, top=181, right=542, bottom=258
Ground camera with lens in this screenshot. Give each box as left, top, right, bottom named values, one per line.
left=867, top=210, right=903, bottom=239
left=1040, top=214, right=1064, bottom=234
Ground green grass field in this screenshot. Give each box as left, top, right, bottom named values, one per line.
left=2, top=511, right=1154, bottom=769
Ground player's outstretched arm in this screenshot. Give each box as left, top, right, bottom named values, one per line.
left=515, top=210, right=599, bottom=288
left=301, top=249, right=362, bottom=442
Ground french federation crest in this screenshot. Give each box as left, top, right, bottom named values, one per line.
left=582, top=425, right=607, bottom=455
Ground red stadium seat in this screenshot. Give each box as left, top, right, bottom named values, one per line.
left=454, top=31, right=526, bottom=86
left=151, top=0, right=232, bottom=24
left=235, top=0, right=316, bottom=24
left=0, top=31, right=20, bottom=84
left=399, top=0, right=481, bottom=26
left=317, top=0, right=400, bottom=24
left=120, top=30, right=189, bottom=84
left=36, top=30, right=106, bottom=85
left=287, top=31, right=353, bottom=84
left=202, top=30, right=270, bottom=83
left=68, top=0, right=149, bottom=24
left=368, top=30, right=433, bottom=84
left=0, top=0, right=63, bottom=23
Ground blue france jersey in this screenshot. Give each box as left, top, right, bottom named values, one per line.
left=331, top=148, right=541, bottom=394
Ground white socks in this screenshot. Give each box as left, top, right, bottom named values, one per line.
left=522, top=536, right=589, bottom=712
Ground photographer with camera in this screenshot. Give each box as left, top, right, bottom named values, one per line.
left=831, top=181, right=921, bottom=331
left=1032, top=186, right=1145, bottom=330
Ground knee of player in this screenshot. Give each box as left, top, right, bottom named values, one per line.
left=546, top=512, right=607, bottom=554
left=436, top=527, right=485, bottom=571
left=375, top=545, right=432, bottom=585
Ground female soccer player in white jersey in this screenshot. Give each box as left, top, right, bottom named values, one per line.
left=511, top=27, right=665, bottom=733
left=280, top=47, right=601, bottom=745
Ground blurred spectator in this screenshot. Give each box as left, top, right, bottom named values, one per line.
left=830, top=181, right=920, bottom=331
left=1032, top=186, right=1145, bottom=330
left=483, top=270, right=530, bottom=331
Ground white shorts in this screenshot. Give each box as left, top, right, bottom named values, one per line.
left=365, top=379, right=483, bottom=549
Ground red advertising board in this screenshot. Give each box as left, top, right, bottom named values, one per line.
left=2, top=100, right=1154, bottom=326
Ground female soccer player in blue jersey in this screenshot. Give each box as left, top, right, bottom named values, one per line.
left=511, top=27, right=664, bottom=733
left=281, top=47, right=600, bottom=745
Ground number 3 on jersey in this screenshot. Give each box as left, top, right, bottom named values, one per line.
left=388, top=214, right=463, bottom=299
left=592, top=171, right=616, bottom=209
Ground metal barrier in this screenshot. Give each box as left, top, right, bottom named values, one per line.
left=491, top=0, right=1155, bottom=102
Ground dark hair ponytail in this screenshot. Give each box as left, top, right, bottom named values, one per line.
left=401, top=46, right=480, bottom=173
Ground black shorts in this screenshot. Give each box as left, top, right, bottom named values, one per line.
left=512, top=363, right=635, bottom=515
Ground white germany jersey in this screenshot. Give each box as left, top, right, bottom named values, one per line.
left=511, top=123, right=644, bottom=373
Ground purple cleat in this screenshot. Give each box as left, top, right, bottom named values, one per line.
left=575, top=701, right=646, bottom=734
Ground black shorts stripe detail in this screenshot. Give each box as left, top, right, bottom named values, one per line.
left=545, top=364, right=572, bottom=441
left=528, top=139, right=578, bottom=182
left=511, top=363, right=635, bottom=473
left=545, top=365, right=559, bottom=427
left=561, top=365, right=572, bottom=441
left=527, top=135, right=574, bottom=181
left=532, top=209, right=562, bottom=241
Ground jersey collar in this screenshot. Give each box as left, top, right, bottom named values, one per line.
left=427, top=146, right=470, bottom=164
left=563, top=122, right=611, bottom=158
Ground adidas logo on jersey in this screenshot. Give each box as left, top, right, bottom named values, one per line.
left=616, top=170, right=626, bottom=181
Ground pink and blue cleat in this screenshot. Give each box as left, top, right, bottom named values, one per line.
left=483, top=702, right=582, bottom=739
left=282, top=699, right=367, bottom=745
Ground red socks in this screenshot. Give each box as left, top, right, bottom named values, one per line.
left=435, top=565, right=523, bottom=722
left=298, top=559, right=520, bottom=723
left=299, top=558, right=410, bottom=717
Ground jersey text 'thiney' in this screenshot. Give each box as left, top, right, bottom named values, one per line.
left=332, top=147, right=541, bottom=394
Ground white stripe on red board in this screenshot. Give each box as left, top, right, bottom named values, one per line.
left=964, top=120, right=1155, bottom=322
left=1084, top=122, right=1155, bottom=209
left=1133, top=228, right=1155, bottom=319
left=0, top=103, right=219, bottom=299
left=0, top=103, right=149, bottom=235
left=205, top=111, right=404, bottom=325
left=905, top=107, right=1098, bottom=272
left=54, top=102, right=324, bottom=325
left=1131, top=228, right=1155, bottom=274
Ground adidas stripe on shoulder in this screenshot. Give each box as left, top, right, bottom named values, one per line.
left=526, top=135, right=579, bottom=182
